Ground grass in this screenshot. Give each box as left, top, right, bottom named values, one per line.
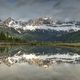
left=27, top=41, right=80, bottom=48
left=0, top=41, right=80, bottom=48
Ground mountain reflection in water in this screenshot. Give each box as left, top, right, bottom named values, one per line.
left=0, top=46, right=80, bottom=68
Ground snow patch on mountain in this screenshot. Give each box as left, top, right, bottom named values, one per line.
left=2, top=17, right=80, bottom=32
left=22, top=25, right=80, bottom=32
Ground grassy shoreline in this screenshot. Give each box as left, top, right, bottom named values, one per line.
left=0, top=42, right=80, bottom=48
left=30, top=42, right=80, bottom=48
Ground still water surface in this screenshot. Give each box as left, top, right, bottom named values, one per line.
left=0, top=45, right=80, bottom=80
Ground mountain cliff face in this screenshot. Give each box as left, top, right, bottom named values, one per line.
left=0, top=17, right=80, bottom=42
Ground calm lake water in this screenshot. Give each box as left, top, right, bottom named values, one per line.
left=0, top=45, right=80, bottom=80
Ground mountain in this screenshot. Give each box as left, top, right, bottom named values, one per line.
left=2, top=17, right=80, bottom=32
left=0, top=17, right=80, bottom=42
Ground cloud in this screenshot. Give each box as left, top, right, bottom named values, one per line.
left=0, top=0, right=80, bottom=20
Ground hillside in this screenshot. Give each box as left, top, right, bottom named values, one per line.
left=61, top=30, right=80, bottom=42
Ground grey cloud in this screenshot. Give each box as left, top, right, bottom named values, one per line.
left=0, top=0, right=80, bottom=20
left=15, top=0, right=54, bottom=7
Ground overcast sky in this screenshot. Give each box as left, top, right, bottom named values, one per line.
left=0, top=0, right=80, bottom=21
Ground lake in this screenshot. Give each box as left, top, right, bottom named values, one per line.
left=0, top=45, right=80, bottom=80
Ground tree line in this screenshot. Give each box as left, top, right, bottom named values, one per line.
left=0, top=31, right=23, bottom=42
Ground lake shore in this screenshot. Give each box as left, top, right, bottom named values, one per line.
left=0, top=42, right=80, bottom=48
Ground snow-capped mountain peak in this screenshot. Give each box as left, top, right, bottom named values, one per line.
left=3, top=17, right=22, bottom=29
left=3, top=17, right=15, bottom=27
